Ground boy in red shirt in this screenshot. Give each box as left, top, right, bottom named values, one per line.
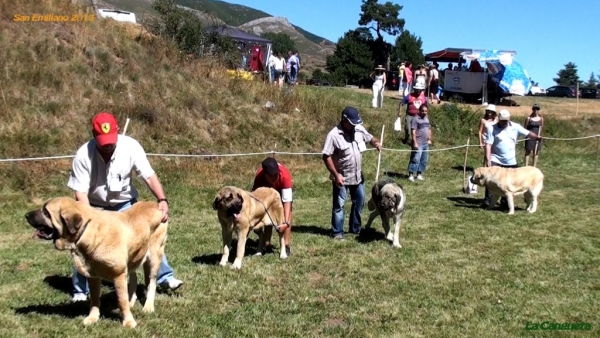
left=252, top=157, right=294, bottom=256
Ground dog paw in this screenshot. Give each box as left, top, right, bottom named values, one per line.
left=393, top=242, right=402, bottom=248
left=254, top=252, right=262, bottom=256
left=386, top=234, right=394, bottom=241
left=507, top=211, right=515, bottom=215
left=83, top=315, right=99, bottom=325
left=142, top=304, right=155, bottom=313
left=219, top=258, right=228, bottom=266
left=231, top=260, right=242, bottom=270
left=122, top=319, right=137, bottom=328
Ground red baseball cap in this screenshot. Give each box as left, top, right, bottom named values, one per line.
left=92, top=112, right=118, bottom=146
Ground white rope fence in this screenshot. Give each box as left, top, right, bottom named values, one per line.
left=0, top=135, right=598, bottom=163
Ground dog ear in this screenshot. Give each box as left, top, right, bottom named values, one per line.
left=212, top=197, right=221, bottom=210
left=60, top=209, right=83, bottom=235
left=394, top=191, right=403, bottom=212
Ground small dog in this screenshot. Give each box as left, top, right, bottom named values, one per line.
left=364, top=179, right=406, bottom=248
left=212, top=186, right=285, bottom=269
left=470, top=166, right=544, bottom=214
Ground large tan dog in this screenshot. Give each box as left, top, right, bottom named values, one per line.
left=212, top=186, right=285, bottom=269
left=470, top=166, right=544, bottom=214
left=364, top=179, right=406, bottom=248
left=25, top=197, right=168, bottom=328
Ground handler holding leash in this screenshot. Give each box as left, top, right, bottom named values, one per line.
left=252, top=157, right=294, bottom=257
left=67, top=112, right=183, bottom=302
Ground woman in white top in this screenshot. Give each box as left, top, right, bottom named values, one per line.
left=370, top=65, right=387, bottom=108
left=478, top=104, right=498, bottom=165
left=273, top=51, right=286, bottom=88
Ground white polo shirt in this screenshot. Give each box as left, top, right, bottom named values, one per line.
left=67, top=135, right=155, bottom=207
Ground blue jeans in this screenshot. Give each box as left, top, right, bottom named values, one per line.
left=331, top=178, right=365, bottom=236
left=408, top=144, right=429, bottom=174
left=269, top=67, right=275, bottom=83
left=72, top=199, right=175, bottom=295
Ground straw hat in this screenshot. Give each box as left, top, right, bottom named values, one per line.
left=374, top=65, right=385, bottom=70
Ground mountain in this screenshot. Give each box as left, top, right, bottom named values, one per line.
left=99, top=0, right=336, bottom=71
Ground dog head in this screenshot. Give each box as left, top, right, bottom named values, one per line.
left=379, top=183, right=405, bottom=213
left=25, top=197, right=86, bottom=250
left=212, top=187, right=244, bottom=219
left=470, top=167, right=488, bottom=187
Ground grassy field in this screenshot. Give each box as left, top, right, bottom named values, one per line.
left=2, top=1, right=600, bottom=337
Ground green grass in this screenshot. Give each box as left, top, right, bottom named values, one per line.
left=1, top=2, right=600, bottom=336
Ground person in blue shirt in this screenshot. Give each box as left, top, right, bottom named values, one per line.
left=482, top=109, right=542, bottom=208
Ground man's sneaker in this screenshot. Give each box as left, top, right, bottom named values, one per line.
left=72, top=293, right=88, bottom=302
left=333, top=234, right=345, bottom=241
left=285, top=245, right=291, bottom=256
left=416, top=174, right=424, bottom=181
left=408, top=175, right=415, bottom=182
left=159, top=278, right=184, bottom=291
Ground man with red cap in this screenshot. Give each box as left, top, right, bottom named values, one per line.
left=66, top=112, right=183, bottom=302
left=251, top=157, right=294, bottom=257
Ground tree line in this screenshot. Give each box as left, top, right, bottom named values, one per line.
left=554, top=62, right=599, bottom=88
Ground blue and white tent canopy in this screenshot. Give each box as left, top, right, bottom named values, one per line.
left=461, top=50, right=532, bottom=96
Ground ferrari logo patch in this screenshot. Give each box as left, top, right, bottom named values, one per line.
left=101, top=123, right=111, bottom=134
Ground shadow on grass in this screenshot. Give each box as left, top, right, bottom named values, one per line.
left=451, top=165, right=475, bottom=172
left=355, top=227, right=386, bottom=244
left=382, top=171, right=410, bottom=180
left=192, top=238, right=266, bottom=265
left=290, top=224, right=331, bottom=237
left=446, top=196, right=483, bottom=209
left=14, top=275, right=122, bottom=321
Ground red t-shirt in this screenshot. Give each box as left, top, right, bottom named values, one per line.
left=251, top=163, right=293, bottom=193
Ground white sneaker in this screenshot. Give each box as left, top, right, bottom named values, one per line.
left=417, top=174, right=424, bottom=181
left=408, top=175, right=415, bottom=182
left=159, top=278, right=184, bottom=291
left=71, top=293, right=88, bottom=302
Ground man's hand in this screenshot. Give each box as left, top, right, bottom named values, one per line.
left=335, top=173, right=345, bottom=187
left=486, top=160, right=492, bottom=167
left=413, top=141, right=419, bottom=149
left=427, top=139, right=432, bottom=145
left=372, top=140, right=382, bottom=151
left=158, top=200, right=169, bottom=222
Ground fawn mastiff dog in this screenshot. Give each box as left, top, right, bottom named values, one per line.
left=364, top=179, right=406, bottom=248
left=470, top=165, right=544, bottom=214
left=212, top=186, right=285, bottom=269
left=25, top=197, right=168, bottom=328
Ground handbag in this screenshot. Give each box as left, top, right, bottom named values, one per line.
left=394, top=117, right=402, bottom=131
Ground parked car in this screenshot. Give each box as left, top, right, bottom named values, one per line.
left=528, top=86, right=546, bottom=96
left=545, top=85, right=577, bottom=98
left=580, top=87, right=599, bottom=99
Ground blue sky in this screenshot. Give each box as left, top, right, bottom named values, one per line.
left=228, top=0, right=599, bottom=89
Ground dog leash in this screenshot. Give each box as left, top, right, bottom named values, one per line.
left=248, top=193, right=280, bottom=232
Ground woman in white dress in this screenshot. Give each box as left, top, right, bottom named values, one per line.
left=478, top=104, right=498, bottom=165
left=370, top=65, right=387, bottom=108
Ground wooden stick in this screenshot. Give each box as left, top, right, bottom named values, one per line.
left=533, top=123, right=543, bottom=167
left=122, top=117, right=130, bottom=135
left=463, top=137, right=470, bottom=191
left=576, top=82, right=579, bottom=117
left=375, top=125, right=385, bottom=182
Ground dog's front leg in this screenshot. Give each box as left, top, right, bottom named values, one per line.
left=142, top=243, right=163, bottom=313
left=506, top=193, right=515, bottom=215
left=255, top=228, right=264, bottom=256
left=364, top=210, right=380, bottom=230
left=232, top=227, right=249, bottom=269
left=392, top=215, right=402, bottom=248
left=83, top=277, right=101, bottom=326
left=278, top=229, right=287, bottom=259
left=128, top=272, right=138, bottom=308
left=382, top=215, right=392, bottom=242
left=220, top=226, right=232, bottom=266
left=114, top=273, right=137, bottom=328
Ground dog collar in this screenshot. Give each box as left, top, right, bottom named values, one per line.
left=74, top=219, right=91, bottom=245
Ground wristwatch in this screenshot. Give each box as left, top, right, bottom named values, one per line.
left=157, top=198, right=169, bottom=205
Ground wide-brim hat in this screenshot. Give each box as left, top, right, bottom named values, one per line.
left=374, top=65, right=385, bottom=70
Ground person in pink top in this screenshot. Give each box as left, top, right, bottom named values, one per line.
left=402, top=61, right=413, bottom=97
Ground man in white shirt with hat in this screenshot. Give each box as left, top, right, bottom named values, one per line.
left=481, top=109, right=542, bottom=209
